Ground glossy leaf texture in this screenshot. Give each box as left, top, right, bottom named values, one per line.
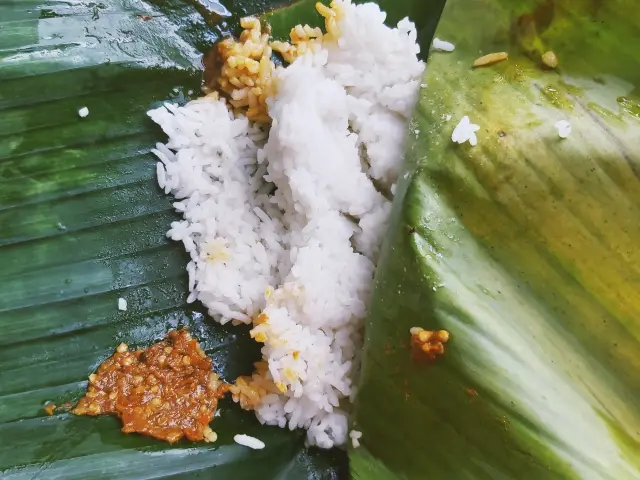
left=0, top=0, right=349, bottom=477
left=351, top=0, right=640, bottom=478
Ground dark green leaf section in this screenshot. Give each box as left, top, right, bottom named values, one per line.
left=0, top=0, right=349, bottom=478
left=352, top=0, right=640, bottom=478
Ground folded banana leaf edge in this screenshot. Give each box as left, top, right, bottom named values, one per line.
left=352, top=0, right=640, bottom=479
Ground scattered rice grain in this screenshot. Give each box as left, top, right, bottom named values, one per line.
left=234, top=434, right=265, bottom=449
left=118, top=297, right=127, bottom=311
left=555, top=120, right=571, bottom=138
left=452, top=116, right=480, bottom=146
left=542, top=51, right=558, bottom=69
left=431, top=37, right=455, bottom=52
left=473, top=52, right=508, bottom=68
left=349, top=430, right=362, bottom=448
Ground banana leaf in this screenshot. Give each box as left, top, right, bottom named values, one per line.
left=0, top=0, right=445, bottom=478
left=351, top=0, right=640, bottom=478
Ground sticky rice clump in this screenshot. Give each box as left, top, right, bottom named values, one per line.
left=148, top=0, right=425, bottom=448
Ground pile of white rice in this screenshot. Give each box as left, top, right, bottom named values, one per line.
left=148, top=0, right=424, bottom=448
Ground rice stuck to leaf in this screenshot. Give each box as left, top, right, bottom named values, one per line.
left=432, top=37, right=455, bottom=52
left=555, top=120, right=571, bottom=138
left=349, top=430, right=363, bottom=448
left=234, top=434, right=266, bottom=450
left=452, top=116, right=480, bottom=146
left=117, top=298, right=127, bottom=311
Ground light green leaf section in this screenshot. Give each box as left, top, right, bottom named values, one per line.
left=351, top=0, right=640, bottom=478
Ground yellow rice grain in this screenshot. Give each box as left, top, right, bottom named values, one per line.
left=211, top=1, right=347, bottom=122
left=473, top=52, right=509, bottom=68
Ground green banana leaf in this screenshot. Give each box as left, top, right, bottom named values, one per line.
left=351, top=0, right=640, bottom=479
left=0, top=0, right=444, bottom=478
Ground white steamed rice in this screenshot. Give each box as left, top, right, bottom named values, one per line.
left=554, top=119, right=571, bottom=138
left=452, top=115, right=480, bottom=146
left=431, top=37, right=455, bottom=52
left=148, top=0, right=424, bottom=448
left=234, top=434, right=266, bottom=450
left=118, top=297, right=127, bottom=311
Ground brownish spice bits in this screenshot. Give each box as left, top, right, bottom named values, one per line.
left=409, top=327, right=450, bottom=362
left=230, top=361, right=281, bottom=411
left=73, top=329, right=229, bottom=443
left=466, top=387, right=478, bottom=399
